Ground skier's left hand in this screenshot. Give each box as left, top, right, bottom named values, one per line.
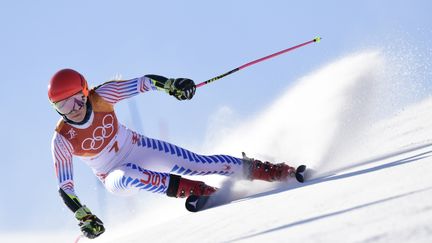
left=167, top=78, right=196, bottom=100
left=75, top=205, right=105, bottom=239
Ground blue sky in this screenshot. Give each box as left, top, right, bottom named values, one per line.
left=0, top=0, right=430, bottom=232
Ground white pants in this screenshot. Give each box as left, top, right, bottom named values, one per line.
left=103, top=132, right=244, bottom=196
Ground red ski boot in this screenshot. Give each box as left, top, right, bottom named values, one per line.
left=242, top=152, right=297, bottom=182
left=166, top=174, right=217, bottom=198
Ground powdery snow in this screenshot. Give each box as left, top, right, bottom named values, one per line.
left=6, top=50, right=430, bottom=243
left=88, top=51, right=432, bottom=243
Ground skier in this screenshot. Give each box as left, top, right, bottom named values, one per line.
left=49, top=69, right=300, bottom=239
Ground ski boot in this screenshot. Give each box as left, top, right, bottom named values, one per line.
left=166, top=174, right=217, bottom=198
left=242, top=152, right=306, bottom=183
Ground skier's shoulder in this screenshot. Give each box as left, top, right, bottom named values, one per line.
left=55, top=117, right=66, bottom=133
left=52, top=121, right=69, bottom=148
left=93, top=79, right=122, bottom=90
left=88, top=89, right=114, bottom=112
left=53, top=119, right=72, bottom=145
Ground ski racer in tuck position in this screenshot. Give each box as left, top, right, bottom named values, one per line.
left=49, top=69, right=304, bottom=239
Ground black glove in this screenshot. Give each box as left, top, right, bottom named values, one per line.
left=167, top=78, right=196, bottom=100
left=75, top=206, right=105, bottom=239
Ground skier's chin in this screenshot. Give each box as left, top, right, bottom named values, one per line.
left=66, top=110, right=86, bottom=123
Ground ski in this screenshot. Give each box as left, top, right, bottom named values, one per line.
left=185, top=195, right=211, bottom=212
left=185, top=165, right=308, bottom=212
left=185, top=194, right=233, bottom=212
left=295, top=165, right=307, bottom=183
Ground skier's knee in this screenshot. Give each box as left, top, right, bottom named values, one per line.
left=104, top=163, right=170, bottom=196
left=104, top=169, right=139, bottom=197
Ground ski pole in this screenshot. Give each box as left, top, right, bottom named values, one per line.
left=74, top=234, right=84, bottom=243
left=196, top=36, right=321, bottom=88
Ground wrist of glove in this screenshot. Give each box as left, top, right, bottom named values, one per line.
left=165, top=78, right=196, bottom=100
left=75, top=206, right=105, bottom=239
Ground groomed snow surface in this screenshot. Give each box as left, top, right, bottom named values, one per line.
left=94, top=51, right=432, bottom=243
left=8, top=50, right=432, bottom=243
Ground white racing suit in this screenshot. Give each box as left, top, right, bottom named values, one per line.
left=52, top=76, right=244, bottom=209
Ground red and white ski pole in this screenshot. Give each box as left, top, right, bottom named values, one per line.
left=196, top=36, right=322, bottom=88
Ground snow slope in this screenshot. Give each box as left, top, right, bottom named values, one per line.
left=5, top=50, right=430, bottom=243
left=82, top=50, right=431, bottom=243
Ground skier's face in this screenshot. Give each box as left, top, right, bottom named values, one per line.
left=54, top=92, right=88, bottom=122
left=65, top=104, right=87, bottom=122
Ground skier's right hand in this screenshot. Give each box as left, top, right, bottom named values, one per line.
left=75, top=205, right=105, bottom=239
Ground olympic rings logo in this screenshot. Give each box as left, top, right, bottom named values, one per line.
left=81, top=114, right=115, bottom=151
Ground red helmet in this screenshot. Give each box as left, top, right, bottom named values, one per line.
left=48, top=69, right=89, bottom=103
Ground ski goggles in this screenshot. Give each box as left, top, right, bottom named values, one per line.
left=53, top=92, right=87, bottom=115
